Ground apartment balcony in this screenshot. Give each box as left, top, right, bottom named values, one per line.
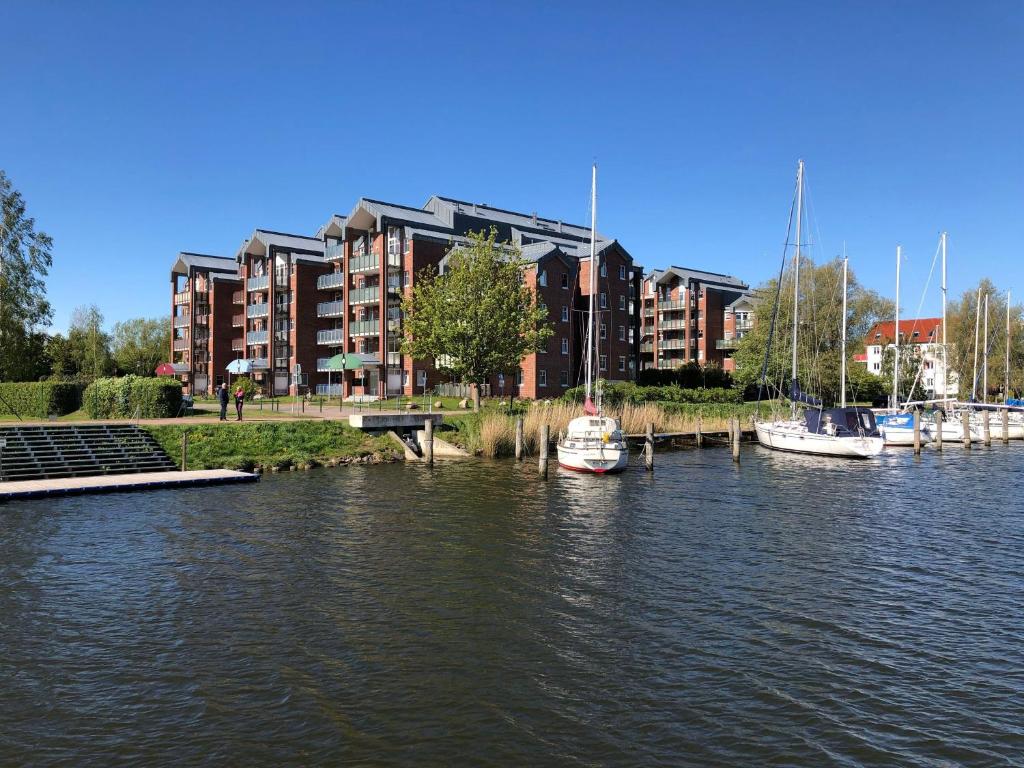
left=231, top=338, right=245, bottom=351
left=251, top=358, right=270, bottom=370
left=317, top=329, right=345, bottom=345
left=246, top=302, right=269, bottom=319
left=387, top=252, right=402, bottom=268
left=274, top=357, right=290, bottom=370
left=387, top=352, right=402, bottom=367
left=317, top=271, right=346, bottom=290
left=640, top=342, right=654, bottom=354
left=659, top=319, right=687, bottom=330
left=172, top=339, right=189, bottom=351
left=232, top=314, right=244, bottom=327
left=735, top=321, right=754, bottom=332
left=716, top=338, right=741, bottom=350
left=349, top=286, right=379, bottom=305
left=349, top=254, right=379, bottom=274
left=247, top=275, right=269, bottom=291
left=660, top=339, right=685, bottom=350
left=316, top=358, right=333, bottom=372
left=247, top=330, right=269, bottom=345
left=194, top=314, right=209, bottom=326
left=350, top=319, right=379, bottom=336
left=173, top=292, right=190, bottom=306
left=643, top=309, right=654, bottom=319
left=325, top=242, right=344, bottom=261
left=232, top=291, right=244, bottom=305
left=659, top=299, right=689, bottom=311
left=173, top=315, right=189, bottom=328
left=317, top=300, right=344, bottom=318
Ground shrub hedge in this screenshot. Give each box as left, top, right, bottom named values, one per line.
left=562, top=381, right=743, bottom=406
left=0, top=381, right=84, bottom=418
left=83, top=375, right=183, bottom=419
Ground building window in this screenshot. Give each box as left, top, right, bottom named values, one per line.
left=561, top=272, right=569, bottom=289
left=402, top=370, right=409, bottom=386
left=561, top=337, right=569, bottom=355
left=416, top=370, right=426, bottom=388
left=619, top=295, right=626, bottom=310
left=538, top=270, right=547, bottom=287
left=561, top=305, right=569, bottom=322
left=599, top=355, right=607, bottom=371
left=600, top=292, right=607, bottom=309
left=619, top=265, right=626, bottom=280
left=516, top=369, right=524, bottom=386
left=600, top=323, right=607, bottom=339
left=618, top=325, right=625, bottom=341
left=560, top=370, right=569, bottom=387
left=539, top=370, right=547, bottom=386
left=600, top=262, right=607, bottom=277
left=618, top=356, right=626, bottom=371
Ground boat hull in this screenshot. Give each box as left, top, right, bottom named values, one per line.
left=755, top=420, right=885, bottom=458
left=556, top=443, right=629, bottom=474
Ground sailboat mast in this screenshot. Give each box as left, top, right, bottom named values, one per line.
left=983, top=293, right=989, bottom=403
left=1007, top=290, right=1012, bottom=403
left=791, top=160, right=804, bottom=418
left=586, top=164, right=597, bottom=402
left=893, top=245, right=901, bottom=409
left=941, top=232, right=947, bottom=398
left=972, top=287, right=981, bottom=401
left=841, top=256, right=848, bottom=409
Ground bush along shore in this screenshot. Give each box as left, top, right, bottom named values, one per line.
left=145, top=421, right=400, bottom=473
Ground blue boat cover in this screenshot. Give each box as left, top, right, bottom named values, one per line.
left=805, top=407, right=880, bottom=437
left=790, top=380, right=822, bottom=407
left=1008, top=399, right=1024, bottom=408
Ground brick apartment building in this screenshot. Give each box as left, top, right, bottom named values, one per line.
left=639, top=267, right=751, bottom=372
left=169, top=195, right=649, bottom=399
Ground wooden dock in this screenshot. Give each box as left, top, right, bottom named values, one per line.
left=0, top=469, right=258, bottom=502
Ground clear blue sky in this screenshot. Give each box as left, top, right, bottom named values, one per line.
left=2, top=1, right=1021, bottom=332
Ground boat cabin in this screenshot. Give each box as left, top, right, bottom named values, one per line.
left=805, top=407, right=879, bottom=437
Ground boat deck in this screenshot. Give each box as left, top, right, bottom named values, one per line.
left=0, top=469, right=258, bottom=502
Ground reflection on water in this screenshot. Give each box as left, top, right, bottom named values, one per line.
left=2, top=445, right=1023, bottom=766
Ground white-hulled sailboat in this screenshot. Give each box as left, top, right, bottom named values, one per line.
left=556, top=165, right=629, bottom=474
left=754, top=160, right=885, bottom=459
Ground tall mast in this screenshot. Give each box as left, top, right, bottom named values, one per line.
left=1006, top=290, right=1012, bottom=403
left=893, top=245, right=901, bottom=409
left=586, top=163, right=597, bottom=402
left=983, top=293, right=989, bottom=403
left=972, top=287, right=981, bottom=401
left=841, top=256, right=848, bottom=408
left=940, top=232, right=947, bottom=398
left=791, top=160, right=804, bottom=418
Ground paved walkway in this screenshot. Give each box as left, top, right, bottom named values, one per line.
left=0, top=469, right=258, bottom=501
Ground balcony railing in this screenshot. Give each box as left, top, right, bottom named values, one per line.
left=387, top=253, right=402, bottom=268
left=232, top=314, right=244, bottom=327
left=325, top=242, right=344, bottom=261
left=716, top=338, right=741, bottom=350
left=317, top=271, right=346, bottom=290
left=173, top=292, right=190, bottom=305
left=349, top=286, right=379, bottom=305
left=350, top=319, right=379, bottom=336
left=659, top=299, right=688, bottom=311
left=735, top=321, right=754, bottom=332
left=231, top=339, right=245, bottom=351
left=640, top=342, right=654, bottom=353
left=317, top=301, right=344, bottom=318
left=172, top=339, right=189, bottom=351
left=247, top=330, right=269, bottom=345
left=659, top=339, right=685, bottom=350
left=173, top=315, right=189, bottom=328
left=247, top=275, right=269, bottom=291
left=251, top=358, right=270, bottom=370
left=194, top=314, right=209, bottom=326
left=274, top=357, right=290, bottom=370
left=387, top=352, right=402, bottom=367
left=247, top=303, right=269, bottom=318
left=659, top=319, right=687, bottom=330
left=349, top=254, right=379, bottom=273
left=232, top=291, right=244, bottom=304
left=317, top=329, right=345, bottom=345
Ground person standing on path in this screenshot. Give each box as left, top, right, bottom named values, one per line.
left=234, top=385, right=245, bottom=421
left=218, top=383, right=229, bottom=421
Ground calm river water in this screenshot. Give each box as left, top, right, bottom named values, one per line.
left=2, top=445, right=1023, bottom=766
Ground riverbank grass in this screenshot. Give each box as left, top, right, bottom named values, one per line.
left=145, top=421, right=399, bottom=472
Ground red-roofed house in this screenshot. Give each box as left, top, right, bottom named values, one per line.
left=860, top=317, right=958, bottom=397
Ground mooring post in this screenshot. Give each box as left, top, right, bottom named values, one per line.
left=181, top=430, right=189, bottom=472
left=424, top=417, right=434, bottom=465
left=962, top=411, right=971, bottom=449
left=934, top=411, right=943, bottom=452
left=319, top=397, right=323, bottom=413
left=1002, top=409, right=1010, bottom=445
left=515, top=416, right=524, bottom=461
left=539, top=424, right=549, bottom=478
left=732, top=417, right=740, bottom=463
left=913, top=410, right=921, bottom=455
left=983, top=411, right=991, bottom=446
left=695, top=416, right=703, bottom=448
left=645, top=422, right=654, bottom=472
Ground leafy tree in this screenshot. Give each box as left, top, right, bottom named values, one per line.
left=732, top=256, right=893, bottom=406
left=1, top=170, right=53, bottom=381
left=400, top=228, right=553, bottom=411
left=946, top=280, right=1024, bottom=400
left=64, top=304, right=115, bottom=379
left=112, top=316, right=170, bottom=376
left=878, top=344, right=928, bottom=405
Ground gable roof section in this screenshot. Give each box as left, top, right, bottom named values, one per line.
left=236, top=229, right=325, bottom=262
left=172, top=252, right=238, bottom=278
left=655, top=266, right=748, bottom=291
left=865, top=318, right=943, bottom=343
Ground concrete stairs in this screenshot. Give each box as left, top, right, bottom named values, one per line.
left=0, top=425, right=177, bottom=482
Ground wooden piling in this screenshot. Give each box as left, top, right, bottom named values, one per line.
left=731, top=417, right=740, bottom=463
left=934, top=411, right=942, bottom=451
left=695, top=416, right=703, bottom=448
left=181, top=430, right=189, bottom=471
left=515, top=417, right=524, bottom=461
left=539, top=424, right=549, bottom=478
left=983, top=412, right=991, bottom=446
left=913, top=410, right=921, bottom=455
left=424, top=418, right=434, bottom=465
left=962, top=411, right=971, bottom=449
left=645, top=422, right=654, bottom=471
left=1002, top=409, right=1010, bottom=445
